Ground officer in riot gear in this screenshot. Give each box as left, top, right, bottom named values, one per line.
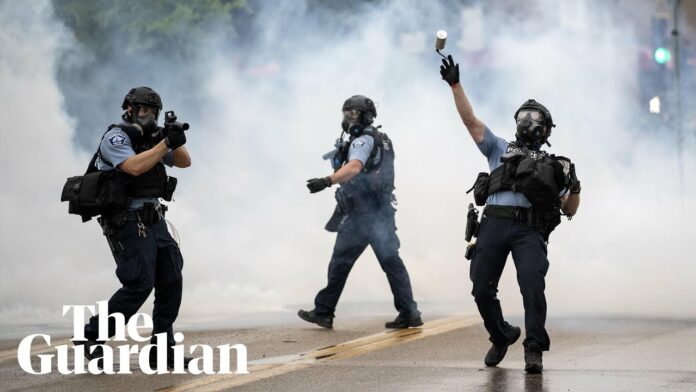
left=73, top=86, right=193, bottom=368
left=300, top=95, right=422, bottom=329
left=440, top=55, right=581, bottom=373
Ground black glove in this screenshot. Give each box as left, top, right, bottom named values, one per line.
left=440, top=55, right=460, bottom=86
left=568, top=163, right=581, bottom=194
left=165, top=128, right=186, bottom=149
left=306, top=177, right=332, bottom=193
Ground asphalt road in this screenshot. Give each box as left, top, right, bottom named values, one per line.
left=1, top=315, right=694, bottom=391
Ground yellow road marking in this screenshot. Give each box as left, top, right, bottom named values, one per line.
left=161, top=315, right=480, bottom=392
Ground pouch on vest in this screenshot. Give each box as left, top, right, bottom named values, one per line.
left=516, top=157, right=561, bottom=211
left=468, top=172, right=490, bottom=206
left=162, top=176, right=178, bottom=202
left=61, top=171, right=129, bottom=222
left=515, top=157, right=537, bottom=177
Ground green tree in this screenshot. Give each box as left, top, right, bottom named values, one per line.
left=53, top=0, right=249, bottom=59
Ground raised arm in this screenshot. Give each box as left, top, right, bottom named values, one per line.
left=440, top=55, right=486, bottom=143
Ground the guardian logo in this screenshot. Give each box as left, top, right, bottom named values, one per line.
left=17, top=301, right=249, bottom=375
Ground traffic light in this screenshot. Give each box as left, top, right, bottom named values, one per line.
left=654, top=47, right=671, bottom=64
left=640, top=15, right=673, bottom=122
left=652, top=16, right=671, bottom=66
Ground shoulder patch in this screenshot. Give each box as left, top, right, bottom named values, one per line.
left=109, top=134, right=126, bottom=146
left=352, top=140, right=366, bottom=148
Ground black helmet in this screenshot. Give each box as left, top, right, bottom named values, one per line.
left=121, top=86, right=162, bottom=122
left=514, top=99, right=555, bottom=147
left=343, top=95, right=376, bottom=124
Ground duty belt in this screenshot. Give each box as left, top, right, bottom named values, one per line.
left=123, top=203, right=167, bottom=225
left=101, top=203, right=167, bottom=228
left=483, top=205, right=533, bottom=224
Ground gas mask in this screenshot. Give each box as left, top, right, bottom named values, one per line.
left=134, top=106, right=159, bottom=135
left=515, top=110, right=546, bottom=148
left=341, top=109, right=364, bottom=137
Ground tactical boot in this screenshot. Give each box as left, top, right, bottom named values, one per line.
left=385, top=312, right=423, bottom=329
left=73, top=338, right=105, bottom=368
left=524, top=348, right=543, bottom=374
left=298, top=309, right=333, bottom=329
left=484, top=325, right=521, bottom=367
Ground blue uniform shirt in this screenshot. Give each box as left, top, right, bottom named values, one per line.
left=96, top=123, right=174, bottom=210
left=346, top=134, right=376, bottom=166
left=477, top=127, right=533, bottom=207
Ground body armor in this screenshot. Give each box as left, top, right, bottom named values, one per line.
left=325, top=127, right=396, bottom=231
left=98, top=124, right=176, bottom=201
left=470, top=142, right=569, bottom=239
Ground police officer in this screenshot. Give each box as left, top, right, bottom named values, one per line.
left=298, top=95, right=422, bottom=329
left=74, top=87, right=192, bottom=368
left=439, top=56, right=581, bottom=373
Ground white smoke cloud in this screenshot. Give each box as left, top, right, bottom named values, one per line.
left=0, top=0, right=694, bottom=336
left=0, top=0, right=108, bottom=326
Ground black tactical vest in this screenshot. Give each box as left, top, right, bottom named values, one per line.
left=470, top=142, right=568, bottom=239
left=336, top=127, right=396, bottom=212
left=97, top=124, right=175, bottom=201
left=486, top=143, right=566, bottom=211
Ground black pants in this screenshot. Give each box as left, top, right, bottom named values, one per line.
left=470, top=215, right=550, bottom=351
left=314, top=208, right=419, bottom=318
left=84, top=219, right=183, bottom=347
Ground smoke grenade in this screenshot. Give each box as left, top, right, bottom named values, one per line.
left=435, top=30, right=448, bottom=59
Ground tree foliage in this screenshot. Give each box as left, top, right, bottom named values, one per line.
left=52, top=0, right=250, bottom=59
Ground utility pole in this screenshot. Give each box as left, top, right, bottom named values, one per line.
left=671, top=0, right=684, bottom=194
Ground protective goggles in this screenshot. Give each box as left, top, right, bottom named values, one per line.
left=343, top=109, right=361, bottom=122
left=516, top=109, right=544, bottom=122
left=137, top=105, right=159, bottom=116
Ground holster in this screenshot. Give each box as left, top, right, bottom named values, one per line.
left=324, top=205, right=344, bottom=232
left=97, top=216, right=123, bottom=254
left=465, top=203, right=480, bottom=242
left=464, top=203, right=480, bottom=261
left=465, top=244, right=475, bottom=260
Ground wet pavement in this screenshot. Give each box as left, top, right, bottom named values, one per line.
left=1, top=315, right=694, bottom=391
